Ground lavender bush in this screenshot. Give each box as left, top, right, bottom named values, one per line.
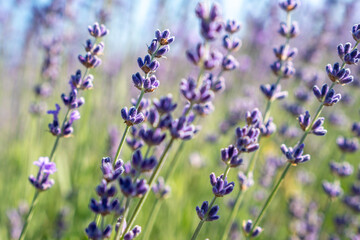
left=2, top=1, right=360, bottom=239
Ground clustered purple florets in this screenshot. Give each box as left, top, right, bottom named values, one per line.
left=28, top=157, right=57, bottom=191
left=48, top=23, right=109, bottom=138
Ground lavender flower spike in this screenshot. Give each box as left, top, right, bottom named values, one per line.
left=280, top=143, right=310, bottom=165
left=279, top=0, right=300, bottom=12
left=88, top=22, right=109, bottom=38
left=85, top=221, right=112, bottom=239
left=121, top=107, right=145, bottom=126
left=326, top=63, right=353, bottom=85
left=124, top=226, right=141, bottom=240
left=29, top=157, right=57, bottom=191
left=352, top=24, right=360, bottom=42
left=322, top=180, right=342, bottom=199
left=196, top=201, right=220, bottom=221
left=242, top=219, right=263, bottom=237
left=101, top=157, right=124, bottom=182
left=210, top=173, right=235, bottom=197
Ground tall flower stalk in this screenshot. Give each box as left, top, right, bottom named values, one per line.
left=221, top=1, right=300, bottom=238
left=191, top=109, right=261, bottom=240
left=141, top=3, right=243, bottom=238
left=19, top=22, right=109, bottom=240
left=246, top=23, right=360, bottom=238
left=120, top=2, right=245, bottom=239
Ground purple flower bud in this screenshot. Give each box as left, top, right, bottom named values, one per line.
left=147, top=39, right=158, bottom=55
left=78, top=53, right=102, bottom=68
left=279, top=0, right=300, bottom=12
left=225, top=20, right=241, bottom=33
left=195, top=2, right=207, bottom=19
left=326, top=63, right=353, bottom=85
left=221, top=145, right=239, bottom=163
left=298, top=111, right=311, bottom=131
left=242, top=220, right=253, bottom=234
left=235, top=126, right=260, bottom=153
left=193, top=102, right=214, bottom=117
left=322, top=180, right=342, bottom=198
left=137, top=55, right=160, bottom=74
left=153, top=94, right=177, bottom=115
left=101, top=157, right=124, bottom=182
left=223, top=35, right=242, bottom=52
left=352, top=23, right=360, bottom=42
left=152, top=177, right=171, bottom=199
left=124, top=226, right=141, bottom=240
left=329, top=161, right=353, bottom=177
left=280, top=143, right=310, bottom=165
left=186, top=43, right=205, bottom=65
left=196, top=201, right=220, bottom=221
left=170, top=116, right=197, bottom=140
left=337, top=137, right=359, bottom=153
left=209, top=173, right=235, bottom=197
left=273, top=45, right=298, bottom=61
left=205, top=73, right=225, bottom=93
left=88, top=22, right=109, bottom=38
left=85, top=221, right=112, bottom=239
left=204, top=49, right=222, bottom=70
left=47, top=104, right=61, bottom=136
left=222, top=55, right=239, bottom=71
left=139, top=128, right=166, bottom=146
left=121, top=107, right=145, bottom=126
left=278, top=21, right=299, bottom=38
left=260, top=118, right=276, bottom=137
left=155, top=45, right=170, bottom=58
left=352, top=122, right=360, bottom=137
left=155, top=29, right=175, bottom=45
left=29, top=157, right=57, bottom=191
left=260, top=83, right=288, bottom=101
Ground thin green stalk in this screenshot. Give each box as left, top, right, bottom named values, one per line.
left=319, top=197, right=332, bottom=237
left=113, top=89, right=145, bottom=167
left=220, top=10, right=294, bottom=240
left=18, top=191, right=39, bottom=240
left=191, top=196, right=217, bottom=240
left=120, top=138, right=175, bottom=239
left=249, top=162, right=291, bottom=234
left=18, top=105, right=72, bottom=240
left=191, top=165, right=231, bottom=240
left=221, top=189, right=244, bottom=240
left=140, top=141, right=187, bottom=239
left=114, top=197, right=131, bottom=240
left=164, top=141, right=186, bottom=181
left=141, top=199, right=163, bottom=240
left=144, top=145, right=151, bottom=159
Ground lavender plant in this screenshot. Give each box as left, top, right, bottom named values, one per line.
left=135, top=2, right=244, bottom=239
left=18, top=22, right=109, bottom=240
left=244, top=22, right=360, bottom=238
left=190, top=108, right=261, bottom=240
left=83, top=28, right=175, bottom=240
left=221, top=1, right=300, bottom=239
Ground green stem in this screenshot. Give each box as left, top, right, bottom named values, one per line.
left=18, top=191, right=39, bottom=240
left=191, top=165, right=231, bottom=240
left=120, top=138, right=175, bottom=239
left=141, top=199, right=163, bottom=240
left=319, top=198, right=332, bottom=238
left=115, top=197, right=131, bottom=240
left=18, top=104, right=73, bottom=240
left=164, top=141, right=186, bottom=181
left=144, top=145, right=151, bottom=159
left=250, top=162, right=291, bottom=234
left=191, top=196, right=217, bottom=240
left=221, top=189, right=244, bottom=240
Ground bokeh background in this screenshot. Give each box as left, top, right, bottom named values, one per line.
left=1, top=0, right=360, bottom=239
